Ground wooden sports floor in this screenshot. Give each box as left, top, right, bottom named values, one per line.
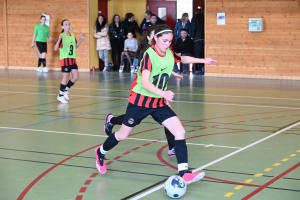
left=0, top=69, right=299, bottom=200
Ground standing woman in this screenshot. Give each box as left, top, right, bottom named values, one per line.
left=54, top=19, right=85, bottom=104
left=109, top=14, right=125, bottom=70
left=174, top=13, right=191, bottom=41
left=31, top=15, right=52, bottom=72
left=122, top=13, right=141, bottom=38
left=94, top=14, right=112, bottom=71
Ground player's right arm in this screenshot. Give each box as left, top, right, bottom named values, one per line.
left=54, top=35, right=62, bottom=51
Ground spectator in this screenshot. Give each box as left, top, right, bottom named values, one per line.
left=119, top=32, right=138, bottom=73
left=94, top=14, right=112, bottom=71
left=140, top=11, right=165, bottom=34
left=109, top=14, right=125, bottom=69
left=122, top=13, right=141, bottom=38
left=174, top=13, right=191, bottom=41
left=174, top=29, right=194, bottom=75
left=191, top=8, right=205, bottom=75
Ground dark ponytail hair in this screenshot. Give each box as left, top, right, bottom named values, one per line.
left=135, top=26, right=156, bottom=57
left=95, top=14, right=107, bottom=32
left=125, top=12, right=134, bottom=21
left=60, top=19, right=68, bottom=33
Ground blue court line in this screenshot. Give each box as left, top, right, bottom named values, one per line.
left=0, top=104, right=127, bottom=134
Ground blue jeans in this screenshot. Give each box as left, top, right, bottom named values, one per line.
left=181, top=53, right=192, bottom=73
left=173, top=53, right=193, bottom=73
left=133, top=58, right=139, bottom=67
left=98, top=50, right=109, bottom=67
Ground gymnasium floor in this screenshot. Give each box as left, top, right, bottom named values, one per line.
left=0, top=69, right=299, bottom=200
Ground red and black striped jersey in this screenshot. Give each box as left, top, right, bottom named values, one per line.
left=128, top=45, right=181, bottom=108
left=60, top=58, right=77, bottom=67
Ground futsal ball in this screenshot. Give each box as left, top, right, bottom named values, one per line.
left=164, top=175, right=187, bottom=198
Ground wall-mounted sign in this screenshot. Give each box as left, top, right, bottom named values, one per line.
left=217, top=12, right=225, bottom=25
left=42, top=13, right=50, bottom=26
left=249, top=18, right=263, bottom=32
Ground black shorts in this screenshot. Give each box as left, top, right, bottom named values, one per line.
left=122, top=103, right=177, bottom=127
left=61, top=64, right=78, bottom=73
left=36, top=41, right=47, bottom=53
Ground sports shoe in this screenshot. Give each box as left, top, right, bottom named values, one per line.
left=119, top=65, right=124, bottom=73
left=104, top=113, right=114, bottom=136
left=107, top=63, right=113, bottom=71
left=95, top=147, right=106, bottom=174
left=182, top=171, right=205, bottom=185
left=168, top=147, right=176, bottom=157
left=103, top=66, right=108, bottom=72
left=134, top=67, right=138, bottom=74
left=43, top=67, right=48, bottom=72
left=130, top=65, right=135, bottom=73
left=64, top=91, right=69, bottom=101
left=36, top=67, right=42, bottom=72
left=57, top=95, right=68, bottom=104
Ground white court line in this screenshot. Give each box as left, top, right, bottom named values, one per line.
left=0, top=126, right=240, bottom=149
left=0, top=90, right=300, bottom=110
left=130, top=120, right=300, bottom=200
left=0, top=84, right=300, bottom=101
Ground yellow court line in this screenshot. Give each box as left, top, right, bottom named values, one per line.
left=264, top=168, right=272, bottom=172
left=290, top=154, right=297, bottom=157
left=297, top=150, right=300, bottom=153
left=234, top=185, right=243, bottom=190
left=281, top=158, right=289, bottom=162
left=255, top=173, right=263, bottom=177
left=273, top=163, right=281, bottom=166
left=224, top=192, right=234, bottom=197
left=244, top=179, right=253, bottom=183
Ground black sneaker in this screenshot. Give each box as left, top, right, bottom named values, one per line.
left=106, top=63, right=113, bottom=71
left=104, top=113, right=114, bottom=136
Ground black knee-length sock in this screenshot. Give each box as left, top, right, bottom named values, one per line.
left=174, top=139, right=189, bottom=176
left=164, top=127, right=175, bottom=150
left=99, top=133, right=119, bottom=155
left=37, top=58, right=42, bottom=67
left=59, top=84, right=67, bottom=96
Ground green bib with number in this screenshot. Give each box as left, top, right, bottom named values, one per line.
left=59, top=32, right=76, bottom=59
left=133, top=47, right=174, bottom=98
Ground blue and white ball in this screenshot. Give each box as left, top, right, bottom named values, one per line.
left=164, top=175, right=187, bottom=198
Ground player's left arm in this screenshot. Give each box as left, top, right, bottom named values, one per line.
left=181, top=56, right=217, bottom=65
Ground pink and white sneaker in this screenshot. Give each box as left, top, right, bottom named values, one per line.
left=182, top=171, right=205, bottom=185
left=95, top=147, right=106, bottom=174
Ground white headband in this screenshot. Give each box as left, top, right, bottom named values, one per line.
left=155, top=29, right=173, bottom=35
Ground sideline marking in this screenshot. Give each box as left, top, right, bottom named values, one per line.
left=0, top=91, right=300, bottom=110
left=0, top=126, right=241, bottom=149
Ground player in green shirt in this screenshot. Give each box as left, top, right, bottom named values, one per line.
left=54, top=19, right=85, bottom=104
left=95, top=24, right=217, bottom=186
left=31, top=15, right=52, bottom=72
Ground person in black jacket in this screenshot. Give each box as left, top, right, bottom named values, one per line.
left=122, top=13, right=141, bottom=38
left=109, top=14, right=125, bottom=69
left=174, top=28, right=194, bottom=75
left=140, top=10, right=165, bottom=35
left=191, top=8, right=205, bottom=75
